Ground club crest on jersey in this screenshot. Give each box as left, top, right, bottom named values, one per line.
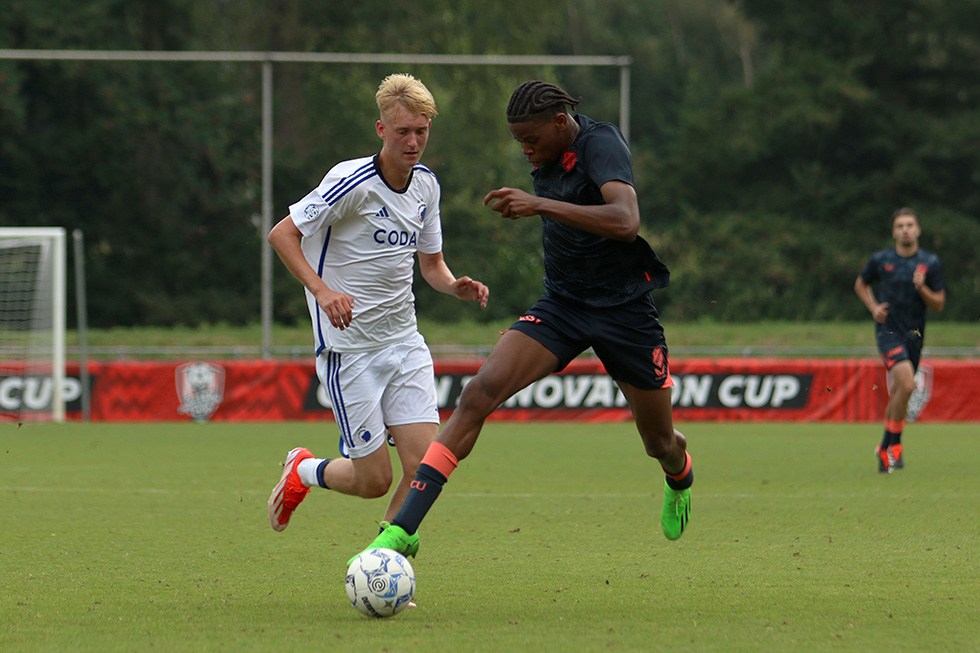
left=416, top=203, right=427, bottom=224
left=561, top=150, right=577, bottom=171
left=884, top=263, right=895, bottom=272
left=304, top=204, right=320, bottom=220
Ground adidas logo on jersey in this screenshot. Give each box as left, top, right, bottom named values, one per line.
left=375, top=206, right=390, bottom=218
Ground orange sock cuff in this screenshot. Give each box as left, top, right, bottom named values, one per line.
left=421, top=441, right=459, bottom=479
left=885, top=418, right=905, bottom=433
left=664, top=451, right=692, bottom=480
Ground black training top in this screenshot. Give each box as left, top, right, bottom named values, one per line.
left=530, top=114, right=669, bottom=307
left=859, top=247, right=944, bottom=340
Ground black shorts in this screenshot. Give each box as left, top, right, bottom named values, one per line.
left=877, top=331, right=923, bottom=372
left=508, top=293, right=672, bottom=391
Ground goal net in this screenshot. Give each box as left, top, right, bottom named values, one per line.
left=0, top=228, right=67, bottom=423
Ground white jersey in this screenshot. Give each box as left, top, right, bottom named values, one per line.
left=288, top=155, right=443, bottom=354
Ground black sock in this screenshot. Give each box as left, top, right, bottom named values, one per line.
left=666, top=468, right=694, bottom=490
left=391, top=463, right=447, bottom=535
left=881, top=431, right=900, bottom=450
left=664, top=452, right=694, bottom=490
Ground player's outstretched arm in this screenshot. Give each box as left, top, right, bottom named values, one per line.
left=418, top=251, right=489, bottom=308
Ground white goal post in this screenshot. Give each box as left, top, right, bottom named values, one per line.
left=0, top=227, right=67, bottom=422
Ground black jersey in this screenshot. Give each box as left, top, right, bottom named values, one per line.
left=859, top=247, right=944, bottom=340
left=529, top=114, right=669, bottom=307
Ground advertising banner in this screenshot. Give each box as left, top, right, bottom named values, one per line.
left=1, top=358, right=977, bottom=423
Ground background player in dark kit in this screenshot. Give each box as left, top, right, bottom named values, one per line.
left=855, top=207, right=945, bottom=472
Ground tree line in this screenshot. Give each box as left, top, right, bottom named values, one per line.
left=1, top=0, right=977, bottom=328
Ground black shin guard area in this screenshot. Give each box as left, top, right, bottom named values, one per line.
left=392, top=463, right=447, bottom=535
left=666, top=468, right=694, bottom=491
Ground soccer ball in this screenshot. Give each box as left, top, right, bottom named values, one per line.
left=345, top=548, right=416, bottom=618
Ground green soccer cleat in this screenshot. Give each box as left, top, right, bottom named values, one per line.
left=661, top=483, right=691, bottom=540
left=348, top=521, right=420, bottom=566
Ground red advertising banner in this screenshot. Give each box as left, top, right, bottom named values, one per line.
left=1, top=357, right=977, bottom=423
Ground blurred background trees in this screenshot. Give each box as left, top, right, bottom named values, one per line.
left=2, top=0, right=977, bottom=327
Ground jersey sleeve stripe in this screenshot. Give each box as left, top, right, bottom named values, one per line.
left=321, top=161, right=377, bottom=206
left=413, top=163, right=438, bottom=181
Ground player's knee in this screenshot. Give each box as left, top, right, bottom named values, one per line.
left=640, top=429, right=675, bottom=460
left=356, top=471, right=392, bottom=499
left=895, top=377, right=915, bottom=399
left=643, top=442, right=670, bottom=460
left=457, top=375, right=503, bottom=418
left=361, top=481, right=391, bottom=499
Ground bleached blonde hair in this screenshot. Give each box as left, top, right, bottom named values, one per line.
left=376, top=73, right=438, bottom=123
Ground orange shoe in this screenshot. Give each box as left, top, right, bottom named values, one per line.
left=888, top=443, right=904, bottom=470
left=268, top=447, right=314, bottom=531
left=875, top=445, right=891, bottom=474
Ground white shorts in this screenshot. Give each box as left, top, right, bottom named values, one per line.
left=316, top=332, right=439, bottom=459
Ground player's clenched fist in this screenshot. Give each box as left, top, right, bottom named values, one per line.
left=316, top=288, right=355, bottom=329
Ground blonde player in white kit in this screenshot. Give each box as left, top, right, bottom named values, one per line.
left=266, top=74, right=489, bottom=545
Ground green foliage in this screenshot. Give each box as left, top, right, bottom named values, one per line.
left=648, top=1, right=980, bottom=321
left=656, top=210, right=869, bottom=321
left=415, top=186, right=544, bottom=323
left=921, top=208, right=980, bottom=314
left=1, top=2, right=264, bottom=326
left=1, top=0, right=978, bottom=326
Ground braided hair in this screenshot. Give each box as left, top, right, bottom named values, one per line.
left=506, top=80, right=582, bottom=123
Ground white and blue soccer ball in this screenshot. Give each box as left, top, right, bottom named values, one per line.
left=345, top=548, right=416, bottom=618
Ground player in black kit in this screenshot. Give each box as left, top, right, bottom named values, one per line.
left=353, top=80, right=694, bottom=565
left=855, top=208, right=945, bottom=473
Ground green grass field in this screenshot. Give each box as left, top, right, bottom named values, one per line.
left=68, top=319, right=980, bottom=352
left=2, top=421, right=978, bottom=652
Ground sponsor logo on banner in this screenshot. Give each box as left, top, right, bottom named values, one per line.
left=305, top=374, right=630, bottom=412
left=498, top=375, right=630, bottom=409
left=0, top=375, right=85, bottom=412
left=670, top=373, right=812, bottom=409
left=905, top=364, right=933, bottom=422
left=176, top=362, right=225, bottom=422
left=302, top=372, right=812, bottom=412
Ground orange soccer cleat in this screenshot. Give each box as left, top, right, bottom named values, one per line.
left=268, top=447, right=314, bottom=531
left=875, top=444, right=892, bottom=474
left=888, top=443, right=904, bottom=470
